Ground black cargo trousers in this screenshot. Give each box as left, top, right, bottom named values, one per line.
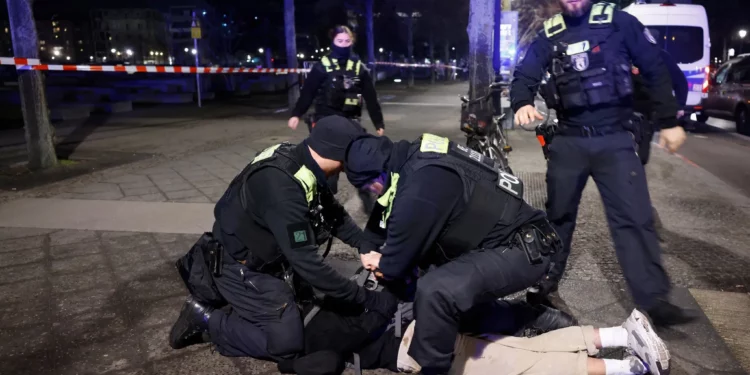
left=408, top=245, right=551, bottom=373
left=207, top=250, right=303, bottom=361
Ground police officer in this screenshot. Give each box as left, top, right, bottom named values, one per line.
left=342, top=133, right=573, bottom=375
left=510, top=0, right=693, bottom=326
left=168, top=116, right=396, bottom=361
left=287, top=25, right=385, bottom=136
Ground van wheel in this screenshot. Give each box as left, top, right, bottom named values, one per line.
left=696, top=113, right=709, bottom=123
left=736, top=106, right=750, bottom=136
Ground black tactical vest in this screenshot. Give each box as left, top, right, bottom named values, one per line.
left=543, top=2, right=634, bottom=112
left=315, top=55, right=364, bottom=118
left=216, top=143, right=332, bottom=268
left=371, top=134, right=525, bottom=263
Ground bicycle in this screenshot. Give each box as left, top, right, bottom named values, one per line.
left=459, top=82, right=514, bottom=174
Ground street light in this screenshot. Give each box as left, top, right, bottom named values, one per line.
left=258, top=48, right=264, bottom=53
left=110, top=48, right=116, bottom=54
left=53, top=50, right=60, bottom=56
left=184, top=47, right=189, bottom=53
left=379, top=47, right=384, bottom=53
left=191, top=48, right=197, bottom=55
left=300, top=53, right=305, bottom=59
left=740, top=30, right=747, bottom=39
left=125, top=49, right=133, bottom=56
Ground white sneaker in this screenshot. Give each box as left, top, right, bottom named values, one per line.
left=623, top=309, right=671, bottom=375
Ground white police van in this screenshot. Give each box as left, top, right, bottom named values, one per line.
left=623, top=0, right=711, bottom=116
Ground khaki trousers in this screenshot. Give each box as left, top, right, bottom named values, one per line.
left=398, top=321, right=599, bottom=375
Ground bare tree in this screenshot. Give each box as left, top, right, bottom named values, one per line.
left=467, top=0, right=494, bottom=105
left=6, top=0, right=58, bottom=170
left=284, top=0, right=300, bottom=107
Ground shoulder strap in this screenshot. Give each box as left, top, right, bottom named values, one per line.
left=239, top=144, right=317, bottom=210
left=544, top=13, right=567, bottom=39
left=589, top=2, right=615, bottom=26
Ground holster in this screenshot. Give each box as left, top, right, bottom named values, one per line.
left=514, top=220, right=561, bottom=265
left=535, top=123, right=557, bottom=160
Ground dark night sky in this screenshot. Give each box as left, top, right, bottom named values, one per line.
left=2, top=0, right=748, bottom=60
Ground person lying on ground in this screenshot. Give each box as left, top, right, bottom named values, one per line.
left=396, top=309, right=669, bottom=375
left=278, top=295, right=578, bottom=375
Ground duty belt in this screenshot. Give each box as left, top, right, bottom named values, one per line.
left=557, top=125, right=627, bottom=137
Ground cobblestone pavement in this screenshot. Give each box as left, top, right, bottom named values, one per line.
left=1, top=83, right=749, bottom=375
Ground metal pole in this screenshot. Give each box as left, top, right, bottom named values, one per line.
left=192, top=11, right=202, bottom=108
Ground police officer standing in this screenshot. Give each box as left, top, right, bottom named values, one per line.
left=168, top=116, right=396, bottom=361
left=511, top=0, right=692, bottom=326
left=343, top=133, right=574, bottom=375
left=287, top=25, right=385, bottom=136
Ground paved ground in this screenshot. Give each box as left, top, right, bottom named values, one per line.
left=1, top=82, right=749, bottom=375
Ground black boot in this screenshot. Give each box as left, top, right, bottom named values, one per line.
left=646, top=299, right=698, bottom=328
left=513, top=304, right=578, bottom=337
left=525, top=277, right=560, bottom=308
left=169, top=295, right=214, bottom=349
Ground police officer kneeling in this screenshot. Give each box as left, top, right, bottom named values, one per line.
left=511, top=0, right=693, bottom=326
left=168, top=115, right=396, bottom=361
left=343, top=133, right=574, bottom=374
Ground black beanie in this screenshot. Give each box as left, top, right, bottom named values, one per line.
left=345, top=136, right=392, bottom=188
left=307, top=115, right=366, bottom=161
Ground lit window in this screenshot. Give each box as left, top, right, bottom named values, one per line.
left=109, top=36, right=112, bottom=40
left=78, top=40, right=82, bottom=44
left=40, top=40, right=46, bottom=45
left=4, top=27, right=8, bottom=33
left=40, top=46, right=46, bottom=51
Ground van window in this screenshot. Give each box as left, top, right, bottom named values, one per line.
left=715, top=64, right=730, bottom=84
left=647, top=26, right=704, bottom=65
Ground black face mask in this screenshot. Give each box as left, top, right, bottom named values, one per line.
left=330, top=44, right=351, bottom=60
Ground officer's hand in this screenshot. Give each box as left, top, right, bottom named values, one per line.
left=514, top=105, right=544, bottom=126
left=361, top=251, right=382, bottom=271
left=288, top=116, right=300, bottom=130
left=659, top=126, right=687, bottom=153
left=376, top=128, right=385, bottom=136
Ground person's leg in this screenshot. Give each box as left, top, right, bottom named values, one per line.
left=589, top=133, right=673, bottom=312
left=209, top=263, right=303, bottom=360
left=408, top=246, right=551, bottom=373
left=543, top=135, right=592, bottom=289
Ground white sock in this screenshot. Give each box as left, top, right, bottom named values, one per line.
left=599, top=327, right=629, bottom=348
left=604, top=358, right=647, bottom=375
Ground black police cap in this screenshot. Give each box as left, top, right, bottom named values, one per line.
left=307, top=115, right=366, bottom=161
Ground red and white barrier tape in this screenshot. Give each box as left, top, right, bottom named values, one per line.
left=1, top=56, right=466, bottom=74
left=0, top=57, right=310, bottom=74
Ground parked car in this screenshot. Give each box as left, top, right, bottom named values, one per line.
left=699, top=55, right=750, bottom=135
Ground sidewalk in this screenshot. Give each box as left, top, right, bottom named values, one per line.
left=0, top=82, right=749, bottom=375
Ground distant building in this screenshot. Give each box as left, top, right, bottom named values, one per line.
left=90, top=8, right=171, bottom=65
left=1, top=21, right=11, bottom=56
left=1, top=19, right=93, bottom=64
left=164, top=1, right=224, bottom=66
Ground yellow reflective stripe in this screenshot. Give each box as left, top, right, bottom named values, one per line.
left=345, top=98, right=360, bottom=105
left=355, top=61, right=361, bottom=75
left=544, top=14, right=567, bottom=38
left=346, top=59, right=354, bottom=71
left=376, top=172, right=400, bottom=224
left=589, top=2, right=615, bottom=24
left=419, top=134, right=450, bottom=154
left=252, top=144, right=282, bottom=164
left=321, top=56, right=333, bottom=72
left=293, top=166, right=317, bottom=205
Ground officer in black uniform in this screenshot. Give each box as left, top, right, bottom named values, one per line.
left=288, top=25, right=385, bottom=136
left=342, top=133, right=571, bottom=375
left=510, top=0, right=692, bottom=327
left=168, top=116, right=396, bottom=361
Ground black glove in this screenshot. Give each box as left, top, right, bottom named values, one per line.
left=360, top=288, right=398, bottom=318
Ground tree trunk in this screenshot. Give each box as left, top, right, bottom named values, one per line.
left=365, top=0, right=375, bottom=85
left=444, top=41, right=450, bottom=80
left=284, top=0, right=300, bottom=107
left=406, top=14, right=415, bottom=88
left=467, top=0, right=494, bottom=108
left=6, top=0, right=58, bottom=170
left=265, top=47, right=273, bottom=68
left=429, top=31, right=436, bottom=84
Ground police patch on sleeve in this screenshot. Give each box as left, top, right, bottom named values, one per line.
left=287, top=222, right=313, bottom=249
left=644, top=28, right=657, bottom=45
left=497, top=171, right=524, bottom=199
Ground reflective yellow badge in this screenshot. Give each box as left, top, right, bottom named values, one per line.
left=420, top=134, right=449, bottom=154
